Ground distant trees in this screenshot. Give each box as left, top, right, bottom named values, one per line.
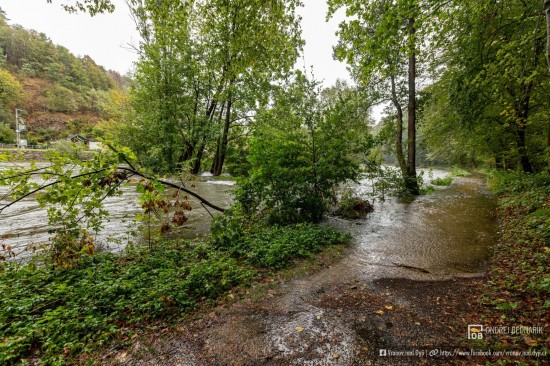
left=0, top=9, right=128, bottom=143
left=0, top=68, right=23, bottom=126
left=420, top=0, right=549, bottom=171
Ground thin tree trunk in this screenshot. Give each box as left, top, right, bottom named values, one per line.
left=406, top=16, right=419, bottom=194
left=390, top=74, right=407, bottom=178
left=211, top=102, right=226, bottom=174
left=545, top=0, right=550, bottom=167
left=516, top=82, right=534, bottom=173
left=214, top=92, right=233, bottom=176
left=210, top=137, right=221, bottom=174
left=191, top=142, right=206, bottom=175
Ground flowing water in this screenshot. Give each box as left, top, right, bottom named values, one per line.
left=0, top=162, right=234, bottom=259
left=175, top=172, right=497, bottom=366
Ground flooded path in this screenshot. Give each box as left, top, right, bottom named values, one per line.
left=113, top=174, right=496, bottom=366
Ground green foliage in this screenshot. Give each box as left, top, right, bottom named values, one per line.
left=450, top=165, right=470, bottom=177
left=46, top=0, right=115, bottom=15
left=0, top=122, right=15, bottom=143
left=211, top=212, right=350, bottom=269
left=0, top=241, right=255, bottom=365
left=422, top=0, right=549, bottom=172
left=430, top=177, right=453, bottom=186
left=0, top=147, right=128, bottom=265
left=125, top=0, right=303, bottom=174
left=237, top=74, right=371, bottom=224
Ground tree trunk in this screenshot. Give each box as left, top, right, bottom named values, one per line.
left=214, top=93, right=232, bottom=176
left=545, top=0, right=550, bottom=166
left=191, top=142, right=206, bottom=175
left=515, top=81, right=534, bottom=173
left=406, top=16, right=420, bottom=194
left=390, top=74, right=407, bottom=177
left=210, top=137, right=221, bottom=174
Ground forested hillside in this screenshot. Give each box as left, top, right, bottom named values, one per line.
left=0, top=9, right=129, bottom=145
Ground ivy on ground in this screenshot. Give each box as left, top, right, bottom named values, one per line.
left=0, top=223, right=348, bottom=365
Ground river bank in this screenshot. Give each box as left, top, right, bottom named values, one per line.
left=93, top=175, right=505, bottom=365
left=99, top=173, right=548, bottom=366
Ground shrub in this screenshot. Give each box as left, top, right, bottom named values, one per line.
left=212, top=212, right=350, bottom=269
left=335, top=190, right=374, bottom=219
left=450, top=165, right=470, bottom=177
left=430, top=177, right=453, bottom=186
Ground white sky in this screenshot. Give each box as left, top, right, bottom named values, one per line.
left=0, top=0, right=352, bottom=86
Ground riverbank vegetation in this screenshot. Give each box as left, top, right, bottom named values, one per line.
left=480, top=172, right=549, bottom=353
left=0, top=224, right=348, bottom=365
left=0, top=0, right=549, bottom=364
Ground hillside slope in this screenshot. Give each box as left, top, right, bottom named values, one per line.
left=0, top=9, right=129, bottom=145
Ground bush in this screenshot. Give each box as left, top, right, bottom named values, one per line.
left=212, top=212, right=350, bottom=269
left=450, top=165, right=470, bottom=177
left=430, top=176, right=453, bottom=186
left=334, top=190, right=374, bottom=219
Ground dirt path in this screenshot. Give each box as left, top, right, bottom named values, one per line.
left=105, top=177, right=496, bottom=366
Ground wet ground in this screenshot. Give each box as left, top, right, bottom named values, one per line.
left=103, top=175, right=497, bottom=366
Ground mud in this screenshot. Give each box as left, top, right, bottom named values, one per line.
left=103, top=174, right=496, bottom=366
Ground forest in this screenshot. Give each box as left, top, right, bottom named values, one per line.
left=0, top=0, right=549, bottom=365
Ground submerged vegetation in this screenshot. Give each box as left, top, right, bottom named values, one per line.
left=430, top=176, right=453, bottom=186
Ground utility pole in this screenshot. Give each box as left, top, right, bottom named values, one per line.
left=15, top=108, right=26, bottom=148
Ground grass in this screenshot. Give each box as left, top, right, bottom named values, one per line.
left=0, top=223, right=349, bottom=365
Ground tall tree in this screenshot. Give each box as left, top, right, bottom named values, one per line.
left=127, top=0, right=302, bottom=175
left=327, top=0, right=436, bottom=194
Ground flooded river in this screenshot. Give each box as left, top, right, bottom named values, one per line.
left=1, top=164, right=494, bottom=277
left=1, top=163, right=498, bottom=364
left=0, top=162, right=234, bottom=259
left=109, top=172, right=497, bottom=366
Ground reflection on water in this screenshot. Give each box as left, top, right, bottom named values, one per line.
left=330, top=172, right=496, bottom=277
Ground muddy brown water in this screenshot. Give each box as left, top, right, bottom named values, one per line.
left=109, top=173, right=496, bottom=366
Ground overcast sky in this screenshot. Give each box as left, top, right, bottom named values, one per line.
left=0, top=0, right=351, bottom=86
